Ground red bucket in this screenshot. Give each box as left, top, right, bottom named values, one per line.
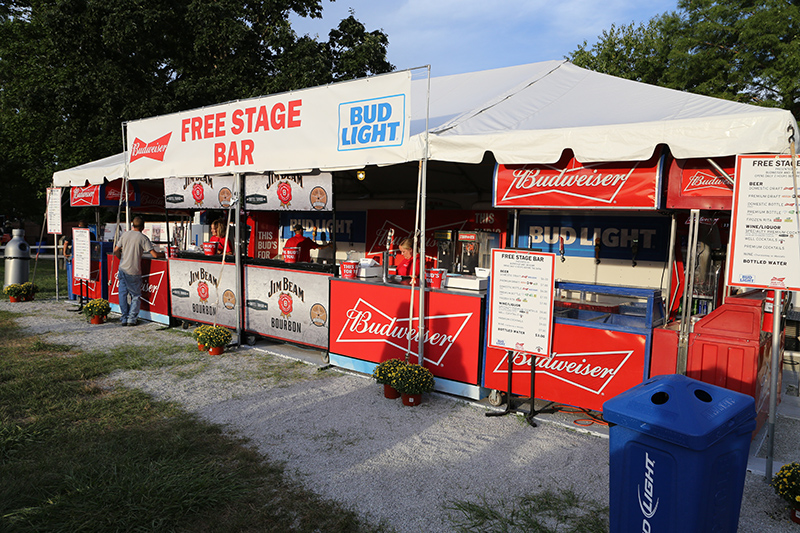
left=283, top=247, right=299, bottom=263
left=202, top=242, right=217, bottom=256
left=340, top=261, right=359, bottom=279
left=426, top=268, right=446, bottom=289
left=168, top=245, right=178, bottom=258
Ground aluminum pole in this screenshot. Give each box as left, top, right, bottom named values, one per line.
left=765, top=289, right=782, bottom=482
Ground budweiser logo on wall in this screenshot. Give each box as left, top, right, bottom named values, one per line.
left=682, top=169, right=732, bottom=194
left=130, top=133, right=172, bottom=162
left=493, top=349, right=634, bottom=395
left=335, top=298, right=472, bottom=366
left=494, top=153, right=660, bottom=209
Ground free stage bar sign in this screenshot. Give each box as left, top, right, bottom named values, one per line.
left=488, top=249, right=555, bottom=357
left=729, top=155, right=800, bottom=291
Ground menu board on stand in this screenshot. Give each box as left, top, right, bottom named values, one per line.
left=487, top=250, right=555, bottom=421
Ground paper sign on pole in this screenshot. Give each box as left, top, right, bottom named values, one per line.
left=72, top=228, right=92, bottom=281
left=488, top=249, right=555, bottom=357
left=47, top=188, right=62, bottom=235
left=126, top=71, right=412, bottom=178
left=728, top=155, right=800, bottom=291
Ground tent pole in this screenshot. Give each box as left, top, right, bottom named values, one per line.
left=235, top=173, right=243, bottom=347
left=664, top=213, right=677, bottom=315
left=416, top=66, right=431, bottom=367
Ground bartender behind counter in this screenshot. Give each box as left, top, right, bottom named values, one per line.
left=209, top=219, right=233, bottom=254
left=396, top=237, right=421, bottom=283
left=285, top=224, right=331, bottom=262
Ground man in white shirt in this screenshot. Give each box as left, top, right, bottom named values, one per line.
left=113, top=216, right=164, bottom=326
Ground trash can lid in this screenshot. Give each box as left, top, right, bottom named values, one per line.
left=603, top=374, right=756, bottom=450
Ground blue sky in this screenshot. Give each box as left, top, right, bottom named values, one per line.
left=291, top=0, right=679, bottom=76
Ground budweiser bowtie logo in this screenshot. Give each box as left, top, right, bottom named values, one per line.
left=683, top=170, right=731, bottom=193
left=113, top=270, right=165, bottom=306
left=130, top=133, right=172, bottom=162
left=335, top=298, right=473, bottom=366
left=499, top=162, right=635, bottom=204
left=493, top=349, right=633, bottom=395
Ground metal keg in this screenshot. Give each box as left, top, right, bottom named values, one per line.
left=4, top=229, right=30, bottom=288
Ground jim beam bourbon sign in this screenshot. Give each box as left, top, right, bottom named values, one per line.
left=493, top=152, right=663, bottom=209
left=243, top=265, right=332, bottom=349
left=164, top=175, right=237, bottom=209
left=168, top=258, right=238, bottom=328
left=245, top=172, right=332, bottom=211
left=329, top=281, right=483, bottom=385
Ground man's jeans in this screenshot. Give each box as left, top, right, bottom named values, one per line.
left=118, top=269, right=142, bottom=324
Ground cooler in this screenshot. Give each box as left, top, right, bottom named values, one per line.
left=604, top=374, right=755, bottom=533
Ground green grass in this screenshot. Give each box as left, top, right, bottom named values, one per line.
left=0, top=310, right=388, bottom=533
left=447, top=488, right=609, bottom=533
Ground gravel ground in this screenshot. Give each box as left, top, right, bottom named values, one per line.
left=3, top=298, right=798, bottom=532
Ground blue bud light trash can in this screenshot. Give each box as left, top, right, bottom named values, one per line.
left=603, top=374, right=755, bottom=533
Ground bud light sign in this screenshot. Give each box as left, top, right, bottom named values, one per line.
left=338, top=95, right=405, bottom=151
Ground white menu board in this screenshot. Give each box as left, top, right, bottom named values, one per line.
left=729, top=155, right=800, bottom=291
left=46, top=188, right=62, bottom=235
left=488, top=249, right=555, bottom=356
left=72, top=228, right=92, bottom=280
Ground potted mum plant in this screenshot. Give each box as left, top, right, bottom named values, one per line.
left=192, top=325, right=212, bottom=351
left=82, top=298, right=111, bottom=324
left=3, top=283, right=25, bottom=302
left=373, top=358, right=407, bottom=399
left=21, top=282, right=39, bottom=301
left=772, top=461, right=800, bottom=523
left=391, top=363, right=435, bottom=406
left=203, top=325, right=232, bottom=355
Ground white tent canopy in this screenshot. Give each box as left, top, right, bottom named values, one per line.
left=410, top=60, right=798, bottom=165
left=52, top=59, right=798, bottom=184
left=52, top=151, right=126, bottom=186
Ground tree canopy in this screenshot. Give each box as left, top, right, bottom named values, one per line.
left=569, top=0, right=800, bottom=117
left=0, top=0, right=393, bottom=221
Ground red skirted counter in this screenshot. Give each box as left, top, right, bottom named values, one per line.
left=328, top=278, right=486, bottom=399
left=108, top=254, right=171, bottom=325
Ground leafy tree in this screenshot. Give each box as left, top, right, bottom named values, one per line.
left=569, top=0, right=800, bottom=116
left=0, top=1, right=393, bottom=222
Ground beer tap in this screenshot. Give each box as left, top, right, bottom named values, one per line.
left=594, top=238, right=601, bottom=264
left=631, top=238, right=639, bottom=267
left=559, top=236, right=565, bottom=262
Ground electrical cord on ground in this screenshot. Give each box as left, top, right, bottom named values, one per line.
left=550, top=403, right=610, bottom=427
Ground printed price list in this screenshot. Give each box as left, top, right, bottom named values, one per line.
left=729, top=155, right=800, bottom=291
left=488, top=249, right=555, bottom=356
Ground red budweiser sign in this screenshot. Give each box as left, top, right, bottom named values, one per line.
left=130, top=133, right=172, bottom=162
left=493, top=151, right=662, bottom=209
left=329, top=281, right=482, bottom=384
left=70, top=185, right=100, bottom=207
left=483, top=323, right=647, bottom=411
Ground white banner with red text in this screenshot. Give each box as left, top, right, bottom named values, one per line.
left=126, top=71, right=412, bottom=178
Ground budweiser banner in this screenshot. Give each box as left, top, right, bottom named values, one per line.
left=666, top=156, right=735, bottom=210
left=493, top=152, right=663, bottom=209
left=70, top=185, right=100, bottom=207
left=244, top=265, right=332, bottom=349
left=109, top=255, right=170, bottom=321
left=329, top=280, right=483, bottom=385
left=164, top=175, right=237, bottom=209
left=483, top=323, right=647, bottom=411
left=126, top=71, right=412, bottom=179
left=168, top=258, right=238, bottom=328
left=245, top=172, right=332, bottom=211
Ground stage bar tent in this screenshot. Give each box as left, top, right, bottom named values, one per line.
left=51, top=59, right=798, bottom=357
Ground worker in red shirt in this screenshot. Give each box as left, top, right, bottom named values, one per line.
left=209, top=220, right=233, bottom=254
left=396, top=237, right=421, bottom=284
left=284, top=224, right=331, bottom=263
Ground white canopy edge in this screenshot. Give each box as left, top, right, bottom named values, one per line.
left=52, top=152, right=126, bottom=186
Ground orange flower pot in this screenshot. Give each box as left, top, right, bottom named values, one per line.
left=208, top=346, right=224, bottom=356
left=383, top=384, right=401, bottom=399
left=401, top=393, right=422, bottom=406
